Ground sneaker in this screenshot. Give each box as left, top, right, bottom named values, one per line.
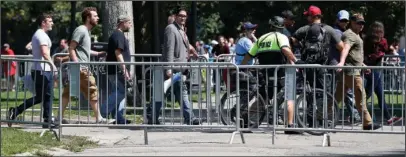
left=387, top=116, right=403, bottom=125
left=42, top=119, right=59, bottom=129
left=7, top=107, right=17, bottom=127
left=363, top=123, right=382, bottom=130
left=284, top=124, right=303, bottom=135
left=96, top=118, right=108, bottom=124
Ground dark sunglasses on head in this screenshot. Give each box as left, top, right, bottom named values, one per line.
left=356, top=21, right=365, bottom=25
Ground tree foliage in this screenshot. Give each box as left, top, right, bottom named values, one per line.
left=1, top=1, right=405, bottom=54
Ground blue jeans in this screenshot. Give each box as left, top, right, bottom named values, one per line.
left=16, top=70, right=53, bottom=120
left=100, top=75, right=126, bottom=123
left=364, top=70, right=390, bottom=120
left=150, top=77, right=195, bottom=123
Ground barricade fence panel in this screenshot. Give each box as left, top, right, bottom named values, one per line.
left=0, top=58, right=58, bottom=138
left=2, top=55, right=404, bottom=146
left=58, top=61, right=241, bottom=144
left=232, top=64, right=404, bottom=145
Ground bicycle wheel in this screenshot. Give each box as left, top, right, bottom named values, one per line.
left=295, top=88, right=339, bottom=136
left=219, top=90, right=267, bottom=128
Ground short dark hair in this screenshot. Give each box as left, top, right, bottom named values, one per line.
left=36, top=13, right=52, bottom=27
left=176, top=7, right=187, bottom=15
left=81, top=7, right=97, bottom=23
left=217, top=35, right=225, bottom=40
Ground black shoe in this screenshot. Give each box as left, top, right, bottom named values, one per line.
left=284, top=124, right=303, bottom=135
left=111, top=119, right=133, bottom=124
left=147, top=118, right=160, bottom=125
left=363, top=123, right=382, bottom=130
left=7, top=107, right=17, bottom=127
left=185, top=118, right=203, bottom=125
left=55, top=118, right=69, bottom=124
left=42, top=119, right=59, bottom=129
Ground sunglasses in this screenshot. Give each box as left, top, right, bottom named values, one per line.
left=356, top=21, right=365, bottom=25
left=339, top=19, right=349, bottom=23
left=177, top=14, right=187, bottom=18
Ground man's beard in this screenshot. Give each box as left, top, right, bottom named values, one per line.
left=90, top=20, right=98, bottom=27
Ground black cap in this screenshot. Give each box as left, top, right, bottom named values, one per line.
left=282, top=10, right=295, bottom=20
left=307, top=24, right=323, bottom=41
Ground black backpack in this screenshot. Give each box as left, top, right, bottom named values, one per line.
left=301, top=23, right=329, bottom=64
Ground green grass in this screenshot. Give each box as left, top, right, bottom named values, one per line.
left=1, top=127, right=98, bottom=156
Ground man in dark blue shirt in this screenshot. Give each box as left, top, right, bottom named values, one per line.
left=101, top=15, right=132, bottom=124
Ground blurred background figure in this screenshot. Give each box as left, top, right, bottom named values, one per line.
left=1, top=43, right=17, bottom=91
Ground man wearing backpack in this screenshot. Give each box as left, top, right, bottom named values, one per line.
left=291, top=5, right=344, bottom=92
left=290, top=5, right=344, bottom=129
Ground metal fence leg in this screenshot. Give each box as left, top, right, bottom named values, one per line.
left=144, top=128, right=149, bottom=145
left=229, top=131, right=245, bottom=144
left=39, top=129, right=60, bottom=141
left=322, top=133, right=331, bottom=147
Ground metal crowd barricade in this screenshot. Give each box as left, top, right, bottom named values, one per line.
left=0, top=57, right=58, bottom=139
left=381, top=55, right=405, bottom=94
left=130, top=54, right=162, bottom=107
left=228, top=64, right=405, bottom=146
left=1, top=55, right=34, bottom=89
left=57, top=61, right=242, bottom=145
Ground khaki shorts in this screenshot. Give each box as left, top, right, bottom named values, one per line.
left=62, top=69, right=98, bottom=101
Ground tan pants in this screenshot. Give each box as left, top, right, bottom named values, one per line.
left=62, top=69, right=98, bottom=101
left=333, top=74, right=372, bottom=126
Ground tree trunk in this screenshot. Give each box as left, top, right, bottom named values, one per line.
left=102, top=1, right=135, bottom=75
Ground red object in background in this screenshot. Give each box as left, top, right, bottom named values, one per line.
left=1, top=49, right=17, bottom=76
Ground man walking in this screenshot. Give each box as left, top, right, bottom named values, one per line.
left=60, top=7, right=106, bottom=123
left=334, top=13, right=382, bottom=130
left=148, top=8, right=201, bottom=125
left=101, top=15, right=133, bottom=124
left=331, top=10, right=361, bottom=123
left=7, top=13, right=58, bottom=128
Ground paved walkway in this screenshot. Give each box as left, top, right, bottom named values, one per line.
left=17, top=125, right=405, bottom=156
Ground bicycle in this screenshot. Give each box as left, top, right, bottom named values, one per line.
left=218, top=68, right=339, bottom=136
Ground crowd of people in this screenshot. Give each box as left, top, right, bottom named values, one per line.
left=2, top=5, right=405, bottom=130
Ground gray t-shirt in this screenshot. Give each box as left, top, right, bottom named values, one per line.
left=71, top=25, right=91, bottom=63
left=293, top=24, right=342, bottom=64
left=31, top=29, right=52, bottom=71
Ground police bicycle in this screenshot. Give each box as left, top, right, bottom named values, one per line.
left=218, top=67, right=339, bottom=136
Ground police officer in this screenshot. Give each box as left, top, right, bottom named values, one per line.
left=241, top=16, right=300, bottom=134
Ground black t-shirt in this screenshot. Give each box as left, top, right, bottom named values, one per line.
left=106, top=30, right=130, bottom=74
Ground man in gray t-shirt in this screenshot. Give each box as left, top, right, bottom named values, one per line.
left=7, top=13, right=58, bottom=128
left=60, top=7, right=106, bottom=123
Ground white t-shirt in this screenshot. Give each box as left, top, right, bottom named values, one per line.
left=31, top=29, right=53, bottom=71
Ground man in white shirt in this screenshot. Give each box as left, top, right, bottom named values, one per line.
left=7, top=13, right=58, bottom=128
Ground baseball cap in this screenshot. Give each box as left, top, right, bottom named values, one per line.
left=307, top=24, right=322, bottom=41
left=3, top=43, right=9, bottom=48
left=211, top=40, right=218, bottom=45
left=243, top=22, right=258, bottom=30
left=282, top=10, right=295, bottom=20
left=303, top=5, right=322, bottom=16
left=337, top=10, right=350, bottom=21
left=117, top=15, right=131, bottom=25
